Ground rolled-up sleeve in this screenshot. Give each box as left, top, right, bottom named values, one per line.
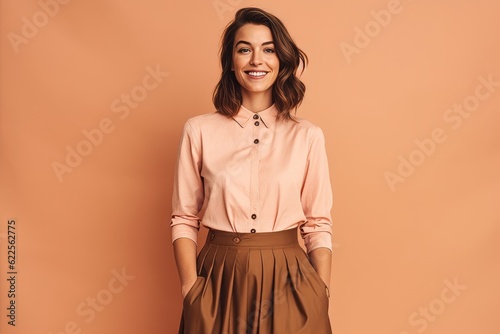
left=299, top=126, right=334, bottom=253
left=170, top=120, right=204, bottom=245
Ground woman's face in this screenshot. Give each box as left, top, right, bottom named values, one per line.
left=231, top=24, right=279, bottom=103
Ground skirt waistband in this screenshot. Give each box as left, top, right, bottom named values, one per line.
left=205, top=228, right=298, bottom=247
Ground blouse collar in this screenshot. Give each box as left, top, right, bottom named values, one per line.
left=232, top=103, right=278, bottom=130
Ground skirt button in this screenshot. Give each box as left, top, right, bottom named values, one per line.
left=233, top=237, right=241, bottom=244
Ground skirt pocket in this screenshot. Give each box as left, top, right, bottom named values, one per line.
left=182, top=276, right=205, bottom=305
left=294, top=247, right=330, bottom=300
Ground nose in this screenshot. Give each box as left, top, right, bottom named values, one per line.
left=250, top=51, right=262, bottom=66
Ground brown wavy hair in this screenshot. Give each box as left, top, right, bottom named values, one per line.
left=212, top=7, right=308, bottom=122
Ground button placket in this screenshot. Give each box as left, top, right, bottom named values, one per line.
left=253, top=114, right=260, bottom=144
left=249, top=112, right=260, bottom=233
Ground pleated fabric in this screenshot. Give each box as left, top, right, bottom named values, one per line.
left=178, top=228, right=332, bottom=334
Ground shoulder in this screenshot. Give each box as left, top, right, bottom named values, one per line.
left=286, top=115, right=326, bottom=140
left=292, top=116, right=320, bottom=130
left=184, top=111, right=232, bottom=132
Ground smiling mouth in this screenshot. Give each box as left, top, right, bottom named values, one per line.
left=244, top=71, right=268, bottom=78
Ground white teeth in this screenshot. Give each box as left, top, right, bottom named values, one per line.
left=247, top=71, right=267, bottom=76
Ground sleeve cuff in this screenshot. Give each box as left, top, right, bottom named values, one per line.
left=171, top=224, right=198, bottom=246
left=303, top=230, right=333, bottom=254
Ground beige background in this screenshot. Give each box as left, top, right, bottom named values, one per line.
left=1, top=0, right=499, bottom=333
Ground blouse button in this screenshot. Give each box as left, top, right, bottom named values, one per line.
left=250, top=229, right=256, bottom=233
left=253, top=114, right=259, bottom=119
left=251, top=214, right=257, bottom=219
left=254, top=139, right=259, bottom=144
left=254, top=121, right=260, bottom=126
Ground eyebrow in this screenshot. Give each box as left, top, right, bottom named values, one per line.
left=234, top=40, right=274, bottom=48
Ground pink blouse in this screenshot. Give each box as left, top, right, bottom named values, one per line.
left=170, top=103, right=333, bottom=253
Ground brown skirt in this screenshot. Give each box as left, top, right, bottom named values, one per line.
left=178, top=228, right=332, bottom=334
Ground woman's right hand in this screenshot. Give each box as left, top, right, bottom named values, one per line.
left=181, top=276, right=198, bottom=298
left=173, top=238, right=198, bottom=299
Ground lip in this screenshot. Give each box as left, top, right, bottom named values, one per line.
left=244, top=71, right=269, bottom=79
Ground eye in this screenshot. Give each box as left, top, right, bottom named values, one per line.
left=264, top=48, right=275, bottom=54
left=237, top=48, right=251, bottom=54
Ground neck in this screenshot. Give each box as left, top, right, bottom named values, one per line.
left=241, top=91, right=273, bottom=113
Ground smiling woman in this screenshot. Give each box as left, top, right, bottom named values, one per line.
left=213, top=7, right=308, bottom=121
left=230, top=24, right=280, bottom=106
left=171, top=7, right=334, bottom=334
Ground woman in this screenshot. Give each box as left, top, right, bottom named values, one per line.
left=171, top=7, right=333, bottom=334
